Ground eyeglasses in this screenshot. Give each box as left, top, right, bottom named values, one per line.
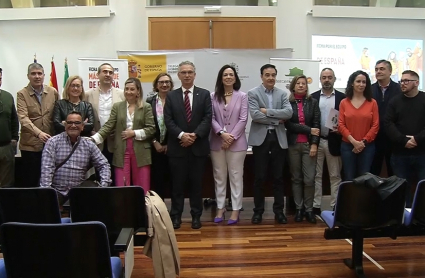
left=399, top=79, right=418, bottom=84
left=179, top=71, right=194, bottom=75
left=158, top=80, right=171, bottom=85
left=70, top=84, right=82, bottom=89
left=66, top=121, right=82, bottom=126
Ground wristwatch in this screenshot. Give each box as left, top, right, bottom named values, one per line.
left=217, top=130, right=224, bottom=136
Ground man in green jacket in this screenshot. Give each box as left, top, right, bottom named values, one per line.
left=0, top=68, right=19, bottom=187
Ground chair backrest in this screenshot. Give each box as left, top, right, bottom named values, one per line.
left=0, top=188, right=62, bottom=224
left=0, top=222, right=113, bottom=278
left=69, top=186, right=146, bottom=233
left=334, top=180, right=406, bottom=229
left=410, top=179, right=425, bottom=225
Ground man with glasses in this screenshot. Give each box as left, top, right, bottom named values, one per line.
left=40, top=111, right=111, bottom=205
left=17, top=63, right=58, bottom=188
left=164, top=61, right=212, bottom=229
left=0, top=68, right=19, bottom=187
left=385, top=70, right=424, bottom=207
left=371, top=59, right=401, bottom=177
left=85, top=63, right=124, bottom=186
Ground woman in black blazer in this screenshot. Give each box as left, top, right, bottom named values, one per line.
left=146, top=73, right=174, bottom=199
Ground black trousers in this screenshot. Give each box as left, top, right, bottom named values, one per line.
left=370, top=132, right=393, bottom=177
left=151, top=149, right=171, bottom=200
left=169, top=153, right=207, bottom=218
left=252, top=131, right=287, bottom=214
left=100, top=140, right=115, bottom=186
left=20, top=150, right=43, bottom=188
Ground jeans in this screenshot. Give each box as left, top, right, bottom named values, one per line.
left=340, top=141, right=375, bottom=181
left=391, top=154, right=425, bottom=207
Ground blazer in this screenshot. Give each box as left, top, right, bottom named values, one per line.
left=146, top=94, right=168, bottom=146
left=52, top=100, right=95, bottom=137
left=164, top=86, right=212, bottom=157
left=17, top=84, right=59, bottom=152
left=84, top=87, right=125, bottom=152
left=311, top=89, right=346, bottom=156
left=247, top=85, right=293, bottom=149
left=285, top=96, right=321, bottom=146
left=210, top=91, right=248, bottom=152
left=97, top=101, right=156, bottom=168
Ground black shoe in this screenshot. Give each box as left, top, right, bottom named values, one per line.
left=294, top=209, right=304, bottom=222
left=171, top=216, right=182, bottom=230
left=274, top=212, right=288, bottom=224
left=191, top=216, right=202, bottom=229
left=251, top=212, right=263, bottom=224
left=305, top=212, right=317, bottom=224
left=312, top=207, right=321, bottom=216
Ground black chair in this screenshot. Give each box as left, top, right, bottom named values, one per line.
left=0, top=187, right=70, bottom=224
left=404, top=179, right=425, bottom=226
left=321, top=180, right=406, bottom=278
left=0, top=221, right=122, bottom=278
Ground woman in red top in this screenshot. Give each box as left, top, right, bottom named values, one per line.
left=338, top=70, right=379, bottom=181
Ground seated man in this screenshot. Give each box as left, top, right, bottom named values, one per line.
left=40, top=111, right=111, bottom=205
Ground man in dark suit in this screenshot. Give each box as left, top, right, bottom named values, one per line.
left=311, top=68, right=346, bottom=213
left=371, top=60, right=401, bottom=177
left=164, top=61, right=212, bottom=230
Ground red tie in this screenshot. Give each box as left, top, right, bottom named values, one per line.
left=184, top=90, right=192, bottom=123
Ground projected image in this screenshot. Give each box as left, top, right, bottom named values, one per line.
left=312, top=35, right=423, bottom=89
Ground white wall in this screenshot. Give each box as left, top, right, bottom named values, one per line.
left=0, top=0, right=424, bottom=98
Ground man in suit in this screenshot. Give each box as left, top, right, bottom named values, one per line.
left=164, top=61, right=212, bottom=230
left=370, top=60, right=401, bottom=177
left=248, top=64, right=293, bottom=224
left=311, top=68, right=345, bottom=213
left=17, top=63, right=59, bottom=188
left=85, top=63, right=125, bottom=185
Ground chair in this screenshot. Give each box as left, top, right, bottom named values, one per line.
left=321, top=180, right=406, bottom=278
left=404, top=179, right=425, bottom=226
left=0, top=221, right=122, bottom=278
left=0, top=187, right=70, bottom=224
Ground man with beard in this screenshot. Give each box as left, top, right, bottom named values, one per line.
left=370, top=60, right=401, bottom=177
left=311, top=68, right=345, bottom=213
left=385, top=70, right=425, bottom=207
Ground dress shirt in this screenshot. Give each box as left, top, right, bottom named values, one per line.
left=31, top=85, right=43, bottom=104
left=178, top=86, right=194, bottom=139
left=262, top=84, right=275, bottom=130
left=40, top=132, right=111, bottom=196
left=319, top=89, right=336, bottom=137
left=98, top=88, right=112, bottom=127
left=379, top=82, right=390, bottom=99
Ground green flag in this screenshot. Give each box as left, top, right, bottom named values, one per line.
left=63, top=59, right=69, bottom=87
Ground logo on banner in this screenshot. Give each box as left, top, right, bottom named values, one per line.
left=87, top=67, right=121, bottom=89
left=278, top=67, right=313, bottom=90
left=119, top=55, right=167, bottom=83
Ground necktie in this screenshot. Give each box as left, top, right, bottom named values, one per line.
left=184, top=90, right=192, bottom=123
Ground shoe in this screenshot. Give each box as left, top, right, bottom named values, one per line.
left=227, top=211, right=240, bottom=225
left=312, top=207, right=321, bottom=216
left=294, top=209, right=304, bottom=222
left=214, top=208, right=226, bottom=223
left=274, top=212, right=288, bottom=224
left=171, top=216, right=182, bottom=230
left=305, top=211, right=317, bottom=224
left=192, top=216, right=202, bottom=229
left=251, top=212, right=262, bottom=224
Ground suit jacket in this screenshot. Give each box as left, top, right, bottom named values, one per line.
left=247, top=85, right=293, bottom=149
left=17, top=84, right=59, bottom=152
left=210, top=91, right=248, bottom=152
left=146, top=94, right=168, bottom=146
left=164, top=86, right=212, bottom=157
left=97, top=101, right=156, bottom=168
left=84, top=87, right=125, bottom=152
left=311, top=89, right=346, bottom=156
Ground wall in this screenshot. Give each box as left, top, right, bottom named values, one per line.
left=0, top=0, right=424, bottom=99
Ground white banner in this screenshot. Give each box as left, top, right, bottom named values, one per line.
left=270, top=58, right=321, bottom=95
left=78, top=58, right=129, bottom=91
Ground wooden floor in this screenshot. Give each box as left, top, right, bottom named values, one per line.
left=131, top=214, right=425, bottom=277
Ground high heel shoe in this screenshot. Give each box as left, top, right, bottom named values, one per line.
left=214, top=209, right=226, bottom=223
left=227, top=211, right=240, bottom=225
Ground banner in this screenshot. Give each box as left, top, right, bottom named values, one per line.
left=78, top=58, right=129, bottom=90
left=270, top=58, right=321, bottom=95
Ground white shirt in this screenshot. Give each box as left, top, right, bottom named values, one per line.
left=178, top=86, right=194, bottom=139
left=98, top=88, right=113, bottom=127
left=319, top=89, right=336, bottom=137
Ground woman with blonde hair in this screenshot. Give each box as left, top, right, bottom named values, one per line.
left=92, top=77, right=156, bottom=192
left=285, top=75, right=320, bottom=224
left=53, top=75, right=94, bottom=136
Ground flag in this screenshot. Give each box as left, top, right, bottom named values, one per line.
left=49, top=60, right=58, bottom=91
left=34, top=54, right=37, bottom=63
left=63, top=59, right=69, bottom=87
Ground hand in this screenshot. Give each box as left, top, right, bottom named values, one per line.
left=405, top=135, right=417, bottom=149
left=221, top=141, right=231, bottom=150
left=84, top=118, right=88, bottom=123
left=260, top=108, right=267, bottom=114
left=352, top=140, right=365, bottom=153
left=162, top=145, right=168, bottom=154
left=153, top=141, right=164, bottom=153
left=309, top=144, right=318, bottom=157
left=310, top=128, right=320, bottom=136
left=121, top=129, right=135, bottom=140
left=38, top=132, right=51, bottom=143
left=61, top=120, right=66, bottom=126
left=180, top=133, right=195, bottom=147
left=221, top=133, right=234, bottom=145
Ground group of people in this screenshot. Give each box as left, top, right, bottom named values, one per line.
left=0, top=58, right=423, bottom=230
